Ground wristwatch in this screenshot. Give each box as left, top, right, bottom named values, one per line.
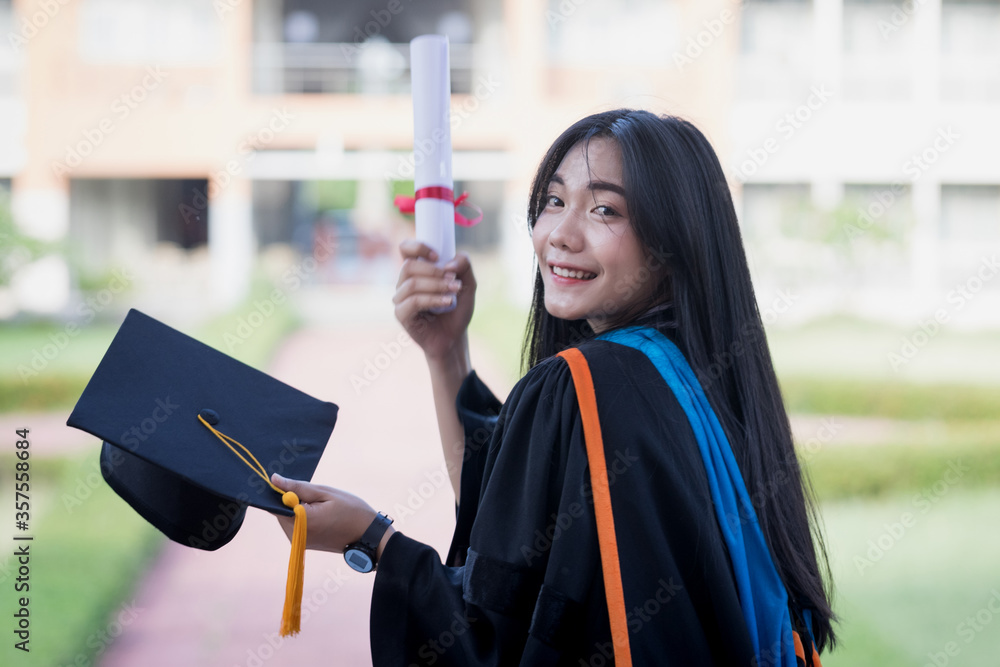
left=344, top=511, right=394, bottom=573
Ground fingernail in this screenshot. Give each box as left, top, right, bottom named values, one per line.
left=443, top=271, right=457, bottom=281
left=449, top=279, right=462, bottom=291
left=439, top=295, right=453, bottom=304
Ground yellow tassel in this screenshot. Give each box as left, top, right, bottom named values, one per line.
left=280, top=491, right=307, bottom=637
left=195, top=416, right=311, bottom=637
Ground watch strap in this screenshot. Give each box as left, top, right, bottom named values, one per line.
left=359, top=511, right=394, bottom=552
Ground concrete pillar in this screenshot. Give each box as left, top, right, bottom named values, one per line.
left=911, top=177, right=940, bottom=300
left=354, top=177, right=390, bottom=233
left=812, top=0, right=844, bottom=214
left=252, top=0, right=284, bottom=94
left=912, top=0, right=942, bottom=301
left=813, top=0, right=843, bottom=94
left=209, top=177, right=254, bottom=309
left=912, top=0, right=941, bottom=106
left=9, top=174, right=71, bottom=315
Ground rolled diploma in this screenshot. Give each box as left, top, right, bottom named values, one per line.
left=410, top=35, right=456, bottom=312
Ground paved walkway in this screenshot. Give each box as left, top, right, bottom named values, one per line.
left=94, top=303, right=512, bottom=667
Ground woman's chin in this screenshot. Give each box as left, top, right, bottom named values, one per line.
left=543, top=301, right=583, bottom=322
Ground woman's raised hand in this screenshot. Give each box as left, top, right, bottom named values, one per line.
left=393, top=240, right=476, bottom=360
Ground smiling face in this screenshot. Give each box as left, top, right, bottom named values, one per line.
left=532, top=137, right=665, bottom=333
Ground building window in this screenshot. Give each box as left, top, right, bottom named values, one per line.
left=740, top=183, right=812, bottom=241
left=842, top=183, right=912, bottom=245
left=941, top=0, right=1000, bottom=101
left=738, top=0, right=814, bottom=100
left=252, top=0, right=495, bottom=95
left=546, top=0, right=680, bottom=67
left=69, top=179, right=209, bottom=278
left=78, top=0, right=221, bottom=65
left=842, top=0, right=913, bottom=101
left=941, top=184, right=1000, bottom=242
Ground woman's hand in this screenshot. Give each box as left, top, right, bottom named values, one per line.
left=393, top=240, right=476, bottom=361
left=270, top=473, right=394, bottom=557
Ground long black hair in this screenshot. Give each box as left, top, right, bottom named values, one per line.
left=521, top=109, right=836, bottom=649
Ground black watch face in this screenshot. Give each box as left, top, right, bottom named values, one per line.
left=345, top=548, right=374, bottom=573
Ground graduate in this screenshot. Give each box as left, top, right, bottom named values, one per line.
left=272, top=109, right=836, bottom=665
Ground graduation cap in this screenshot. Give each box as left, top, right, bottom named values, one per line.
left=67, top=308, right=339, bottom=636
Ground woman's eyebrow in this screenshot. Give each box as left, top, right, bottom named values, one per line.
left=589, top=180, right=626, bottom=198
left=548, top=174, right=626, bottom=198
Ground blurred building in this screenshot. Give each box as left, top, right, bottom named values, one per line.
left=0, top=0, right=998, bottom=325
left=733, top=0, right=1000, bottom=326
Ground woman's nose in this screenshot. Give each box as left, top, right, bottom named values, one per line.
left=548, top=208, right=584, bottom=251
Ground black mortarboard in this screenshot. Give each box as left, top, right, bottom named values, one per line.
left=67, top=308, right=338, bottom=634
left=67, top=308, right=338, bottom=547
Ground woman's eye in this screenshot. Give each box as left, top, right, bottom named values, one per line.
left=545, top=195, right=563, bottom=207
left=595, top=205, right=618, bottom=217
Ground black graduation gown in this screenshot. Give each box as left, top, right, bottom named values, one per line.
left=371, top=339, right=756, bottom=666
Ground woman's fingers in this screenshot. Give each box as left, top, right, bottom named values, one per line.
left=398, top=239, right=438, bottom=263
left=445, top=253, right=476, bottom=289
left=396, top=256, right=448, bottom=288
left=394, top=245, right=474, bottom=327
left=394, top=295, right=457, bottom=328
left=393, top=275, right=461, bottom=305
left=271, top=473, right=332, bottom=504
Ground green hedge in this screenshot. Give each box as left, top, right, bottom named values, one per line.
left=803, top=440, right=1000, bottom=501
left=780, top=376, right=1000, bottom=421
left=0, top=374, right=91, bottom=413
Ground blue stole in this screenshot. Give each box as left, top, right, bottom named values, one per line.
left=598, top=326, right=796, bottom=667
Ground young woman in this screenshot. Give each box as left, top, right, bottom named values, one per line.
left=273, top=109, right=836, bottom=666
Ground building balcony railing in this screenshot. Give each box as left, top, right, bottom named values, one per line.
left=252, top=41, right=475, bottom=95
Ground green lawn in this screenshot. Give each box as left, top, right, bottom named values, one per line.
left=0, top=454, right=163, bottom=667
left=822, top=488, right=1000, bottom=666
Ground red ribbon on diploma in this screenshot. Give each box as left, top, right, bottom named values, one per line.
left=393, top=186, right=483, bottom=227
